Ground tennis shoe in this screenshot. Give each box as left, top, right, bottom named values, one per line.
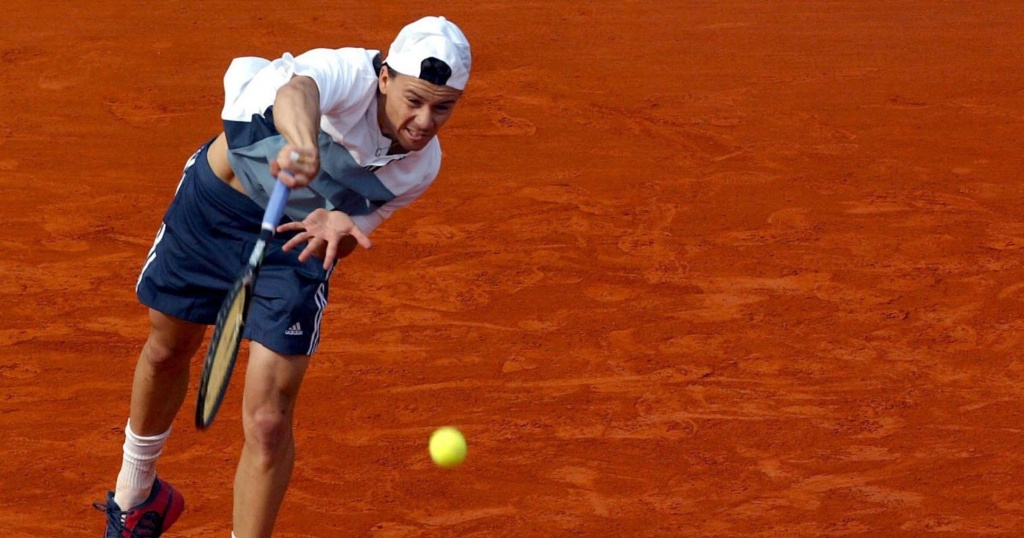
left=94, top=477, right=184, bottom=537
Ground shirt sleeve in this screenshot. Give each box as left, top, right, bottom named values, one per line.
left=292, top=48, right=379, bottom=117
left=350, top=143, right=443, bottom=236
left=221, top=55, right=292, bottom=121
left=221, top=48, right=378, bottom=122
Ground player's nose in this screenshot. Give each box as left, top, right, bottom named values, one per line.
left=412, top=108, right=433, bottom=130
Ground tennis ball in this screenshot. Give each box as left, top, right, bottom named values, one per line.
left=429, top=426, right=467, bottom=468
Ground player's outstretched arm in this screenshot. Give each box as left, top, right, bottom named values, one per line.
left=270, top=75, right=321, bottom=188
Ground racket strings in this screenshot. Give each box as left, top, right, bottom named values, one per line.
left=198, top=284, right=250, bottom=425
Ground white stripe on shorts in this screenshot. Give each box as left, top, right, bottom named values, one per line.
left=307, top=282, right=328, bottom=356
left=136, top=223, right=166, bottom=292
left=136, top=147, right=201, bottom=293
left=306, top=263, right=337, bottom=355
left=174, top=148, right=201, bottom=197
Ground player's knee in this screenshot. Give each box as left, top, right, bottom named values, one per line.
left=242, top=405, right=293, bottom=462
left=140, top=335, right=194, bottom=373
left=142, top=311, right=203, bottom=372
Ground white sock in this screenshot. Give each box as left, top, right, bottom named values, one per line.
left=113, top=419, right=170, bottom=510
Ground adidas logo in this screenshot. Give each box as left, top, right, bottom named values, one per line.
left=285, top=323, right=303, bottom=336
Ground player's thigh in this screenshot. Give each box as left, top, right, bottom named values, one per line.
left=145, top=308, right=207, bottom=363
left=241, top=341, right=311, bottom=420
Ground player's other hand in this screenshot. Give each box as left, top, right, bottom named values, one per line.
left=277, top=208, right=372, bottom=269
left=271, top=145, right=319, bottom=188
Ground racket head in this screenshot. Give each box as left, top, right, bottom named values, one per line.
left=194, top=186, right=283, bottom=430
left=195, top=270, right=255, bottom=429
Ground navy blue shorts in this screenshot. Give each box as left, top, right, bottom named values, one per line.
left=136, top=140, right=333, bottom=356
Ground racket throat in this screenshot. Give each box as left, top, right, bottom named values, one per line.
left=247, top=239, right=268, bottom=267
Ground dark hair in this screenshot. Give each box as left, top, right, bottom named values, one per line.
left=382, top=60, right=451, bottom=87
left=372, top=52, right=383, bottom=75
left=376, top=64, right=400, bottom=96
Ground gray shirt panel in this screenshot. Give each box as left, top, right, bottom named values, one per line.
left=227, top=131, right=396, bottom=222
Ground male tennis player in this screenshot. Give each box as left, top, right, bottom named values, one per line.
left=95, top=16, right=470, bottom=537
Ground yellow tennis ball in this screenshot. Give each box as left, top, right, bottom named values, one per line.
left=429, top=426, right=467, bottom=468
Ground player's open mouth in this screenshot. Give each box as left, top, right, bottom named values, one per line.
left=406, top=128, right=430, bottom=142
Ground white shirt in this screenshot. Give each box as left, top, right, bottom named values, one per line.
left=220, top=47, right=442, bottom=235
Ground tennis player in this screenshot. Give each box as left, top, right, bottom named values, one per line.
left=95, top=16, right=471, bottom=537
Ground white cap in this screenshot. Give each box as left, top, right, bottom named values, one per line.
left=384, top=16, right=471, bottom=90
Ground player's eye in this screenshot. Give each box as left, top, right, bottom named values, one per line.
left=434, top=101, right=458, bottom=114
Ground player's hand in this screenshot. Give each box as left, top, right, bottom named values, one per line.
left=277, top=208, right=372, bottom=269
left=271, top=145, right=319, bottom=188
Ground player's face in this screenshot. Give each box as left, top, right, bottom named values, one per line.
left=378, top=69, right=463, bottom=152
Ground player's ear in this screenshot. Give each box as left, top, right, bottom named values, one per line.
left=378, top=65, right=391, bottom=94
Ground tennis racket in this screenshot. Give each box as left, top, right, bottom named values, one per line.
left=195, top=178, right=290, bottom=429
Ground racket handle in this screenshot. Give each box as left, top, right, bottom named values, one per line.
left=262, top=180, right=290, bottom=232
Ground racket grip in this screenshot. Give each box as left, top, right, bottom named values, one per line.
left=262, top=180, right=290, bottom=232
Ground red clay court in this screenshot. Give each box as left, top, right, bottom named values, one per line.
left=3, top=1, right=1024, bottom=536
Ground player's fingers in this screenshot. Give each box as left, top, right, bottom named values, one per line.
left=349, top=227, right=372, bottom=249
left=298, top=236, right=328, bottom=263
left=296, top=242, right=314, bottom=263
left=276, top=169, right=302, bottom=188
left=284, top=170, right=315, bottom=189
left=278, top=147, right=301, bottom=167
left=276, top=221, right=307, bottom=233
left=288, top=148, right=316, bottom=167
left=322, top=239, right=339, bottom=270
left=280, top=232, right=309, bottom=252
left=286, top=149, right=319, bottom=181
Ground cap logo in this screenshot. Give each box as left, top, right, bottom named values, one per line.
left=418, top=57, right=452, bottom=86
